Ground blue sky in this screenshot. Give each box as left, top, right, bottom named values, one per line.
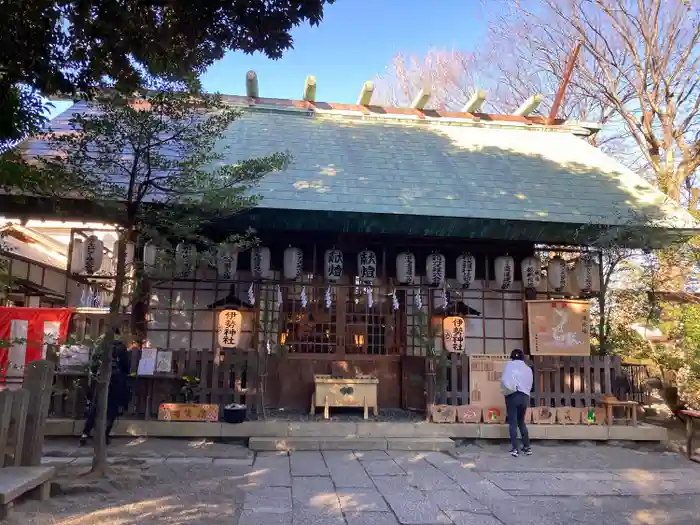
left=48, top=0, right=486, bottom=118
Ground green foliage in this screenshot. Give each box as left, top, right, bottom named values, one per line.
left=180, top=374, right=201, bottom=403
left=0, top=0, right=335, bottom=145
left=38, top=82, right=290, bottom=243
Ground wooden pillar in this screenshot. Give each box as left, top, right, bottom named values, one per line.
left=7, top=389, right=29, bottom=466
left=21, top=360, right=55, bottom=467
left=0, top=391, right=13, bottom=467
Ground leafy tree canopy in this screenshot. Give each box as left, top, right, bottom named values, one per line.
left=0, top=0, right=336, bottom=145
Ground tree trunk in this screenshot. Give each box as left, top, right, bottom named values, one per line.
left=91, top=232, right=129, bottom=476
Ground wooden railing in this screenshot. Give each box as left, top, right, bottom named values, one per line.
left=427, top=355, right=622, bottom=408
left=50, top=348, right=259, bottom=420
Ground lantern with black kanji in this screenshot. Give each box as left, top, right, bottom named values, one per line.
left=548, top=256, right=567, bottom=291
left=357, top=249, right=377, bottom=284
left=216, top=244, right=238, bottom=280
left=426, top=253, right=446, bottom=287
left=250, top=246, right=271, bottom=279
left=83, top=235, right=104, bottom=275
left=324, top=249, right=343, bottom=282
left=283, top=246, right=303, bottom=280
left=494, top=255, right=514, bottom=290
left=217, top=309, right=242, bottom=348
left=521, top=255, right=541, bottom=289
left=456, top=253, right=476, bottom=288
left=575, top=255, right=600, bottom=293
left=396, top=252, right=415, bottom=284
left=175, top=242, right=198, bottom=278
left=443, top=316, right=466, bottom=353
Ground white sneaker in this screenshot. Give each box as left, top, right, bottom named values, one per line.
left=510, top=448, right=519, bottom=457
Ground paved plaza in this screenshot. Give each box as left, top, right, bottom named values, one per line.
left=8, top=439, right=700, bottom=525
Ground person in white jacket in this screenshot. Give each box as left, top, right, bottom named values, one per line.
left=500, top=349, right=533, bottom=457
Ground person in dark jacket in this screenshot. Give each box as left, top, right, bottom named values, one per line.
left=80, top=331, right=131, bottom=446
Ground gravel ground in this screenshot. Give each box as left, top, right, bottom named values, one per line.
left=4, top=462, right=251, bottom=525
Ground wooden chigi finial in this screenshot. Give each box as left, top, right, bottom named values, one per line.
left=411, top=88, right=431, bottom=110
left=513, top=94, right=543, bottom=116
left=357, top=81, right=374, bottom=105
left=303, top=76, right=317, bottom=102
left=246, top=70, right=259, bottom=98
left=462, top=88, right=486, bottom=113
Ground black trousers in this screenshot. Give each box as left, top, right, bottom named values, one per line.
left=83, top=392, right=119, bottom=437
left=505, top=391, right=531, bottom=450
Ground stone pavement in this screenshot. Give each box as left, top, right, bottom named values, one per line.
left=25, top=439, right=700, bottom=524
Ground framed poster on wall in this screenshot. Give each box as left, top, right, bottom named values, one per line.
left=526, top=300, right=590, bottom=356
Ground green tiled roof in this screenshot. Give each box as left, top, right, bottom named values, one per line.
left=18, top=102, right=697, bottom=246
left=220, top=108, right=693, bottom=228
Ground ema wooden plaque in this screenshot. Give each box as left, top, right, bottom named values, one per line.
left=527, top=300, right=590, bottom=356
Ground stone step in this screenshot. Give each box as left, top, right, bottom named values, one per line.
left=248, top=436, right=456, bottom=453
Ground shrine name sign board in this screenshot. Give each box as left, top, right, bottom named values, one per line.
left=527, top=300, right=590, bottom=356
left=158, top=403, right=219, bottom=422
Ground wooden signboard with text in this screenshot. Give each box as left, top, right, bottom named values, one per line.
left=469, top=354, right=509, bottom=408
left=527, top=300, right=590, bottom=356
left=157, top=403, right=219, bottom=422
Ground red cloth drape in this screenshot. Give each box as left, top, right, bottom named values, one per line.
left=0, top=307, right=75, bottom=377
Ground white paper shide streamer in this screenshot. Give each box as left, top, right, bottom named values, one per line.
left=415, top=290, right=423, bottom=310
left=300, top=286, right=308, bottom=308
left=276, top=284, right=283, bottom=310
left=325, top=285, right=332, bottom=309
left=248, top=283, right=256, bottom=306
left=366, top=287, right=374, bottom=309
left=391, top=289, right=399, bottom=311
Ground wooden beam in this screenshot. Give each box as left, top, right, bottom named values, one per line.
left=549, top=41, right=583, bottom=122
left=462, top=89, right=486, bottom=113
left=513, top=94, right=543, bottom=116
left=357, top=81, right=374, bottom=105
left=246, top=70, right=259, bottom=98
left=303, top=76, right=317, bottom=102
left=411, top=88, right=431, bottom=110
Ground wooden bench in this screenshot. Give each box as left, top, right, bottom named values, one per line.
left=679, top=409, right=700, bottom=463
left=0, top=466, right=55, bottom=519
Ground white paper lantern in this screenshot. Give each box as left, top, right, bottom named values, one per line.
left=124, top=242, right=135, bottom=268
left=494, top=255, right=515, bottom=290
left=143, top=240, right=157, bottom=272
left=250, top=246, right=271, bottom=279
left=426, top=253, right=446, bottom=286
left=101, top=234, right=116, bottom=274
left=357, top=249, right=378, bottom=284
left=395, top=252, right=415, bottom=284
left=216, top=244, right=238, bottom=280
left=283, top=246, right=303, bottom=280
left=443, top=316, right=467, bottom=353
left=548, top=256, right=567, bottom=291
left=575, top=255, right=600, bottom=293
left=325, top=249, right=343, bottom=282
left=175, top=242, right=198, bottom=278
left=83, top=235, right=104, bottom=275
left=521, top=255, right=541, bottom=289
left=217, top=309, right=242, bottom=348
left=456, top=253, right=476, bottom=288
left=71, top=238, right=85, bottom=274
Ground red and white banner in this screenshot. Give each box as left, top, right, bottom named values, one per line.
left=0, top=307, right=75, bottom=380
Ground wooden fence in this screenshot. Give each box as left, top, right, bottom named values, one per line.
left=50, top=348, right=260, bottom=420
left=1, top=361, right=54, bottom=467
left=429, top=354, right=622, bottom=408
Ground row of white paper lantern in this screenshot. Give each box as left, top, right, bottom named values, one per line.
left=139, top=243, right=600, bottom=295
left=71, top=235, right=135, bottom=275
